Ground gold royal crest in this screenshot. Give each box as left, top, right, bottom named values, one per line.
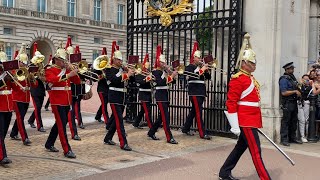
left=146, top=0, right=194, bottom=27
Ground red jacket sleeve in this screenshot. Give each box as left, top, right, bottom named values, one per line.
left=226, top=78, right=243, bottom=113
left=45, top=69, right=61, bottom=84
left=69, top=75, right=81, bottom=84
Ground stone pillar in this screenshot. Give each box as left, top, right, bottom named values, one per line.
left=309, top=0, right=319, bottom=63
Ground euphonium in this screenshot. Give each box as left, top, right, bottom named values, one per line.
left=93, top=55, right=110, bottom=70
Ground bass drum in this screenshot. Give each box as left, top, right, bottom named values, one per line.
left=82, top=84, right=93, bottom=100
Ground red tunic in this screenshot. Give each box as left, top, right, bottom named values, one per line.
left=0, top=79, right=13, bottom=112
left=226, top=70, right=262, bottom=128
left=45, top=65, right=81, bottom=106
left=11, top=72, right=38, bottom=103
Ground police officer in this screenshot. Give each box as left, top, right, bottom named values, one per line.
left=103, top=49, right=133, bottom=151
left=133, top=54, right=153, bottom=129
left=0, top=49, right=13, bottom=164
left=279, top=62, right=303, bottom=146
left=182, top=42, right=211, bottom=140
left=147, top=46, right=178, bottom=144
left=219, top=34, right=271, bottom=180
left=44, top=41, right=80, bottom=158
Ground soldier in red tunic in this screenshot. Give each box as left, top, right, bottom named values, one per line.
left=0, top=48, right=14, bottom=164
left=44, top=41, right=81, bottom=158
left=219, top=34, right=271, bottom=180
left=9, top=44, right=38, bottom=146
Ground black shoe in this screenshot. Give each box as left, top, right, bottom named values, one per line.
left=106, top=125, right=110, bottom=130
left=121, top=144, right=132, bottom=151
left=219, top=174, right=239, bottom=180
left=201, top=135, right=212, bottom=140
left=290, top=139, right=303, bottom=144
left=79, top=123, right=85, bottom=129
left=133, top=124, right=143, bottom=129
left=23, top=138, right=32, bottom=146
left=46, top=146, right=59, bottom=152
left=95, top=118, right=103, bottom=123
left=280, top=141, right=290, bottom=146
left=182, top=131, right=194, bottom=136
left=104, top=139, right=116, bottom=145
left=72, top=135, right=81, bottom=141
left=45, top=108, right=49, bottom=111
left=38, top=127, right=46, bottom=132
left=168, top=138, right=178, bottom=144
left=64, top=151, right=76, bottom=158
left=148, top=134, right=160, bottom=140
left=10, top=135, right=21, bottom=141
left=29, top=123, right=36, bottom=128
left=0, top=157, right=12, bottom=164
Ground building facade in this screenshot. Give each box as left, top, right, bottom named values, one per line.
left=0, top=0, right=127, bottom=63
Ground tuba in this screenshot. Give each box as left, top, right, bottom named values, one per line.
left=93, top=55, right=110, bottom=70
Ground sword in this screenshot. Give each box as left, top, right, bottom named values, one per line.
left=257, top=129, right=295, bottom=166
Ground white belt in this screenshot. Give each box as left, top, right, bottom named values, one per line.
left=109, top=87, right=127, bottom=93
left=139, top=88, right=152, bottom=92
left=0, top=90, right=12, bottom=95
left=188, top=80, right=205, bottom=84
left=23, top=87, right=30, bottom=91
left=51, top=87, right=71, bottom=91
left=155, top=86, right=169, bottom=90
left=238, top=101, right=260, bottom=107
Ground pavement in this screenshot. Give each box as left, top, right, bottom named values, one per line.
left=1, top=85, right=320, bottom=180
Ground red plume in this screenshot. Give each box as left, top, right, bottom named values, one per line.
left=111, top=41, right=117, bottom=65
left=13, top=50, right=19, bottom=59
left=75, top=45, right=80, bottom=54
left=65, top=36, right=72, bottom=49
left=143, top=53, right=149, bottom=70
left=102, top=47, right=107, bottom=55
left=154, top=45, right=162, bottom=68
left=190, top=42, right=199, bottom=64
left=33, top=42, right=38, bottom=56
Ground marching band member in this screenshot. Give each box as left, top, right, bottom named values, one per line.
left=0, top=48, right=13, bottom=164
left=181, top=42, right=211, bottom=140
left=44, top=41, right=80, bottom=158
left=219, top=34, right=271, bottom=180
left=94, top=47, right=110, bottom=124
left=28, top=42, right=46, bottom=132
left=147, top=46, right=178, bottom=144
left=103, top=47, right=134, bottom=151
left=133, top=53, right=153, bottom=129
left=10, top=44, right=38, bottom=146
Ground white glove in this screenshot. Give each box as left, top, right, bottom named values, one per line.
left=224, top=111, right=241, bottom=136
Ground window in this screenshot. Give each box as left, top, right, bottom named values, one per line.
left=5, top=46, right=12, bottom=60
left=68, top=34, right=77, bottom=42
left=117, top=40, right=124, bottom=46
left=37, top=0, right=46, bottom=12
left=92, top=50, right=100, bottom=61
left=117, top=4, right=124, bottom=25
left=3, top=0, right=14, bottom=7
left=94, top=0, right=101, bottom=21
left=94, top=37, right=102, bottom=44
left=3, top=27, right=13, bottom=35
left=67, top=0, right=76, bottom=17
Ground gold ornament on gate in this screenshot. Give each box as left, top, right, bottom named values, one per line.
left=146, top=0, right=194, bottom=27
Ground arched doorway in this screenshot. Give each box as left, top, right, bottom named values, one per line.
left=30, top=39, right=54, bottom=64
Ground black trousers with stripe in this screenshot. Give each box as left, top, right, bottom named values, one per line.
left=96, top=92, right=109, bottom=124
left=133, top=101, right=153, bottom=128
left=0, top=112, right=12, bottom=161
left=219, top=127, right=271, bottom=180
left=28, top=95, right=45, bottom=130
left=182, top=96, right=206, bottom=138
left=67, top=96, right=82, bottom=138
left=104, top=104, right=128, bottom=148
left=44, top=98, right=50, bottom=109
left=10, top=102, right=29, bottom=142
left=148, top=102, right=173, bottom=142
left=45, top=105, right=72, bottom=154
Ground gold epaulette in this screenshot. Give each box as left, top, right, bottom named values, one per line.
left=231, top=71, right=243, bottom=79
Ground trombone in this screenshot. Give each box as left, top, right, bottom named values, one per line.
left=134, top=63, right=155, bottom=80
left=5, top=67, right=29, bottom=90
left=175, top=64, right=200, bottom=79
left=69, top=60, right=99, bottom=81
left=200, top=58, right=228, bottom=75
